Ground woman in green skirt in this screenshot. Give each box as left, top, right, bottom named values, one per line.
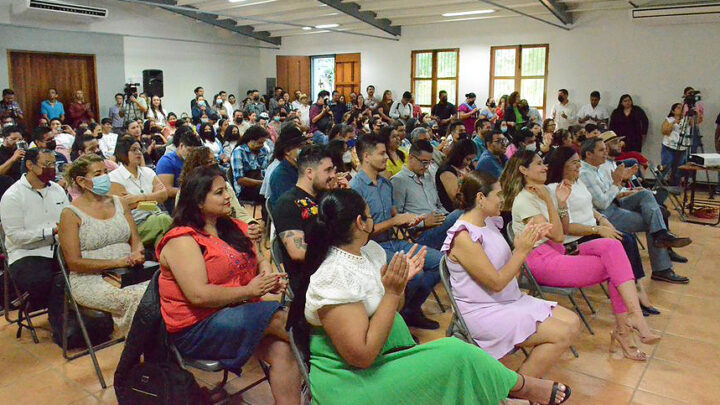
left=301, top=189, right=572, bottom=405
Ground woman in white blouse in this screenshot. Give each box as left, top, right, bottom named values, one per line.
left=109, top=135, right=172, bottom=248
left=146, top=95, right=169, bottom=127
left=300, top=189, right=572, bottom=405
left=296, top=94, right=310, bottom=127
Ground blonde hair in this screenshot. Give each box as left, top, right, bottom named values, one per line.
left=65, top=154, right=104, bottom=187
left=499, top=149, right=536, bottom=212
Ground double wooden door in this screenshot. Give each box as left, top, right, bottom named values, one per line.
left=8, top=50, right=99, bottom=127
left=276, top=53, right=360, bottom=100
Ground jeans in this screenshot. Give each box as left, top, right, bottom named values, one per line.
left=660, top=145, right=687, bottom=185
left=414, top=210, right=463, bottom=250
left=603, top=190, right=672, bottom=273
left=379, top=240, right=441, bottom=316
left=690, top=126, right=702, bottom=154
left=8, top=256, right=59, bottom=310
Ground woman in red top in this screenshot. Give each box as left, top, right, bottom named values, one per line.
left=157, top=166, right=301, bottom=404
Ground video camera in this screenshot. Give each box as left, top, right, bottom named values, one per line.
left=124, top=83, right=140, bottom=100
left=683, top=90, right=701, bottom=109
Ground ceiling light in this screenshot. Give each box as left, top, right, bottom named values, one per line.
left=441, top=9, right=494, bottom=17
left=302, top=26, right=312, bottom=30
left=315, top=23, right=339, bottom=29
left=306, top=30, right=330, bottom=34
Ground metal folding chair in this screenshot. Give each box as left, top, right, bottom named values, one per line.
left=649, top=161, right=683, bottom=214
left=395, top=226, right=447, bottom=313
left=56, top=247, right=126, bottom=389
left=0, top=223, right=46, bottom=343
left=288, top=327, right=312, bottom=404
left=271, top=236, right=294, bottom=303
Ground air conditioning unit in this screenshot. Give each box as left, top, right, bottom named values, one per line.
left=631, top=2, right=720, bottom=25
left=12, top=0, right=108, bottom=23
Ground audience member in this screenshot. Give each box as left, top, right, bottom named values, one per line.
left=58, top=154, right=147, bottom=335
left=660, top=103, right=690, bottom=185
left=550, top=89, right=577, bottom=130
left=98, top=118, right=119, bottom=159
left=301, top=188, right=571, bottom=405
left=309, top=90, right=332, bottom=135
left=578, top=91, right=609, bottom=126
left=478, top=98, right=497, bottom=123
left=156, top=166, right=301, bottom=403
left=506, top=127, right=537, bottom=159
left=458, top=93, right=480, bottom=135
left=389, top=91, right=413, bottom=124
left=329, top=90, right=348, bottom=124
left=443, top=170, right=579, bottom=374
left=476, top=130, right=508, bottom=178
left=381, top=125, right=406, bottom=179
left=0, top=148, right=68, bottom=309
left=156, top=128, right=202, bottom=200
left=377, top=90, right=394, bottom=123
left=244, top=90, right=267, bottom=117
left=40, top=88, right=65, bottom=122
left=504, top=91, right=525, bottom=129
left=0, top=126, right=26, bottom=186
left=146, top=95, right=169, bottom=127
left=29, top=126, right=68, bottom=168
left=230, top=125, right=270, bottom=202
left=67, top=89, right=95, bottom=129
left=365, top=85, right=380, bottom=112
left=268, top=125, right=309, bottom=209
left=609, top=94, right=648, bottom=153
left=190, top=86, right=204, bottom=110
left=436, top=139, right=476, bottom=212
left=0, top=89, right=24, bottom=121
left=501, top=149, right=660, bottom=361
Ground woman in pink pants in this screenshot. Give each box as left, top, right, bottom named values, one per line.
left=499, top=150, right=660, bottom=361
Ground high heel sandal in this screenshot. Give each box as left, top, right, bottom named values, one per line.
left=509, top=375, right=572, bottom=405
left=628, top=315, right=661, bottom=345
left=610, top=329, right=648, bottom=361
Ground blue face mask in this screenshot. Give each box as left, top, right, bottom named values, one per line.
left=501, top=126, right=508, bottom=133
left=347, top=138, right=357, bottom=148
left=88, top=174, right=111, bottom=196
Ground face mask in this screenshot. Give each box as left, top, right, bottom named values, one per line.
left=363, top=124, right=370, bottom=131
left=235, top=118, right=243, bottom=124
left=86, top=174, right=111, bottom=195
left=46, top=140, right=57, bottom=150
left=253, top=96, right=259, bottom=101
left=501, top=127, right=508, bottom=133
left=201, top=118, right=208, bottom=123
left=38, top=167, right=56, bottom=185
left=274, top=117, right=281, bottom=122
left=216, top=98, right=223, bottom=105
left=558, top=96, right=565, bottom=103
left=198, top=101, right=206, bottom=106
left=342, top=150, right=353, bottom=164
left=525, top=143, right=537, bottom=152
left=169, top=121, right=177, bottom=128
left=347, top=138, right=357, bottom=148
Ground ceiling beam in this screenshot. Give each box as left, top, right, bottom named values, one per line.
left=132, top=0, right=282, bottom=45
left=537, top=0, right=573, bottom=24
left=315, top=0, right=401, bottom=36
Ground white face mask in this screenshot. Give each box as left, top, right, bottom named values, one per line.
left=342, top=151, right=353, bottom=164
left=524, top=143, right=537, bottom=152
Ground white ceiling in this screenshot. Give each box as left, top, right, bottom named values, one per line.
left=172, top=0, right=696, bottom=40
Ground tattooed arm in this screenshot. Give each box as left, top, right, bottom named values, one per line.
left=279, top=230, right=307, bottom=262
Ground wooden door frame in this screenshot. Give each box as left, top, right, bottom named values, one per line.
left=7, top=49, right=100, bottom=123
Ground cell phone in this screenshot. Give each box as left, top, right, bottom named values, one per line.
left=16, top=140, right=27, bottom=151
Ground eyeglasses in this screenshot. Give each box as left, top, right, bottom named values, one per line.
left=411, top=154, right=432, bottom=167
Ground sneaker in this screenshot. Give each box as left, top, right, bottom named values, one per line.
left=652, top=231, right=692, bottom=249
left=651, top=269, right=689, bottom=284
left=402, top=312, right=440, bottom=330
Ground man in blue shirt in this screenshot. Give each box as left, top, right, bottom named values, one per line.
left=268, top=125, right=310, bottom=209
left=40, top=88, right=65, bottom=122
left=350, top=133, right=442, bottom=330
left=156, top=128, right=202, bottom=202
left=476, top=130, right=508, bottom=178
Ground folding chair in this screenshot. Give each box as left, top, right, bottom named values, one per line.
left=649, top=162, right=683, bottom=214
left=0, top=223, right=46, bottom=343
left=288, top=327, right=312, bottom=404
left=56, top=247, right=127, bottom=389
left=395, top=226, right=447, bottom=313
left=271, top=237, right=294, bottom=303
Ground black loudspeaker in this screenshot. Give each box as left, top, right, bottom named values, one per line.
left=143, top=69, right=164, bottom=98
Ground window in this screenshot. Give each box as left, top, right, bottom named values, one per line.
left=490, top=44, right=548, bottom=119
left=311, top=55, right=335, bottom=101
left=411, top=49, right=459, bottom=113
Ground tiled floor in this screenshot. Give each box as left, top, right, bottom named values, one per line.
left=1, top=214, right=718, bottom=404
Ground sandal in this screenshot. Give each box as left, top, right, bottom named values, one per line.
left=610, top=329, right=647, bottom=361
left=510, top=375, right=572, bottom=405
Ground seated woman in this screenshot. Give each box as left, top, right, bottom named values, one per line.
left=545, top=147, right=658, bottom=315
left=157, top=166, right=300, bottom=404
left=506, top=127, right=538, bottom=159
left=109, top=135, right=172, bottom=249
left=175, top=146, right=263, bottom=243
left=302, top=188, right=571, bottom=405
left=58, top=154, right=148, bottom=335
left=500, top=150, right=660, bottom=361
left=380, top=124, right=406, bottom=179
left=199, top=122, right=224, bottom=162
left=442, top=170, right=580, bottom=377
left=436, top=139, right=476, bottom=212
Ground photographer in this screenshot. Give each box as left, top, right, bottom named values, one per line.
left=660, top=103, right=690, bottom=185
left=682, top=86, right=705, bottom=153
left=309, top=90, right=333, bottom=135
left=122, top=84, right=147, bottom=127
left=0, top=89, right=24, bottom=122
left=0, top=125, right=25, bottom=185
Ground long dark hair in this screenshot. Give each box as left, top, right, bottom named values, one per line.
left=173, top=166, right=254, bottom=257
left=545, top=146, right=577, bottom=184
left=198, top=122, right=216, bottom=143
left=380, top=125, right=404, bottom=164
left=614, top=94, right=633, bottom=113
left=444, top=138, right=476, bottom=168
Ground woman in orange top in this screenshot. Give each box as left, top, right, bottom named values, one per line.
left=157, top=165, right=301, bottom=405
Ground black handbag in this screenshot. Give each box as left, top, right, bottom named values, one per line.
left=122, top=361, right=210, bottom=405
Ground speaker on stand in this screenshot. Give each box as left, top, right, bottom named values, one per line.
left=143, top=69, right=164, bottom=98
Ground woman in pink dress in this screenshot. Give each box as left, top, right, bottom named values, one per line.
left=442, top=170, right=581, bottom=378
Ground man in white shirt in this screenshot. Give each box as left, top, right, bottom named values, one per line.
left=366, top=85, right=380, bottom=112
left=578, top=91, right=610, bottom=126
left=0, top=148, right=69, bottom=309
left=390, top=91, right=413, bottom=123
left=98, top=118, right=118, bottom=159
left=550, top=89, right=577, bottom=130
left=291, top=90, right=303, bottom=111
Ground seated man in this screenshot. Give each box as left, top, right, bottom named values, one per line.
left=0, top=148, right=69, bottom=309
left=475, top=130, right=508, bottom=178
left=156, top=128, right=202, bottom=207
left=390, top=140, right=462, bottom=250
left=230, top=125, right=270, bottom=202
left=350, top=133, right=442, bottom=330
left=267, top=125, right=309, bottom=210
left=0, top=125, right=25, bottom=197
left=98, top=118, right=119, bottom=159
left=579, top=137, right=691, bottom=284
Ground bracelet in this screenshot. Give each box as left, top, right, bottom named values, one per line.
left=558, top=207, right=569, bottom=218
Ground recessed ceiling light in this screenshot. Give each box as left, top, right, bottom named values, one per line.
left=441, top=9, right=494, bottom=17
left=315, top=23, right=339, bottom=29
left=302, top=26, right=312, bottom=30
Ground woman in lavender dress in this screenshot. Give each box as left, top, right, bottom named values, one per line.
left=441, top=170, right=581, bottom=378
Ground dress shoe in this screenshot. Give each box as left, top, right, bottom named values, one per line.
left=651, top=269, right=689, bottom=284
left=668, top=249, right=688, bottom=263
left=652, top=231, right=692, bottom=249
left=402, top=312, right=440, bottom=330
left=640, top=303, right=661, bottom=315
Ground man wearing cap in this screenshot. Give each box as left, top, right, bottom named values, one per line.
left=579, top=137, right=692, bottom=284
left=578, top=91, right=610, bottom=126
left=267, top=125, right=310, bottom=209
left=431, top=90, right=457, bottom=136
left=389, top=91, right=414, bottom=123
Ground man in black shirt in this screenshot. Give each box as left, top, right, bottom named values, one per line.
left=329, top=90, right=348, bottom=124
left=272, top=144, right=340, bottom=329
left=0, top=125, right=25, bottom=197
left=430, top=90, right=457, bottom=136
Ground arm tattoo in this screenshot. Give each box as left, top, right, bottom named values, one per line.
left=279, top=230, right=307, bottom=252
left=293, top=237, right=307, bottom=251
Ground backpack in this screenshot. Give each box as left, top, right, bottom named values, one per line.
left=122, top=361, right=210, bottom=405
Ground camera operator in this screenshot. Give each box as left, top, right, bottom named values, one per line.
left=682, top=86, right=704, bottom=154
left=0, top=89, right=24, bottom=123
left=122, top=84, right=147, bottom=127
left=309, top=90, right=333, bottom=136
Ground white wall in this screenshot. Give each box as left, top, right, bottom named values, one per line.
left=0, top=0, right=267, bottom=117
left=260, top=10, right=720, bottom=162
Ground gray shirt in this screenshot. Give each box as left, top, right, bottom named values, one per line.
left=390, top=166, right=448, bottom=219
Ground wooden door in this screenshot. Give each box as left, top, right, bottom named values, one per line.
left=276, top=55, right=311, bottom=97
left=335, top=53, right=361, bottom=100
left=8, top=50, right=99, bottom=128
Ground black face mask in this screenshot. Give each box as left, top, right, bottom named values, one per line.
left=558, top=95, right=565, bottom=103
left=46, top=140, right=57, bottom=150
left=235, top=118, right=243, bottom=124
left=253, top=96, right=259, bottom=101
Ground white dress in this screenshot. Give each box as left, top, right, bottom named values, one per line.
left=305, top=242, right=387, bottom=326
